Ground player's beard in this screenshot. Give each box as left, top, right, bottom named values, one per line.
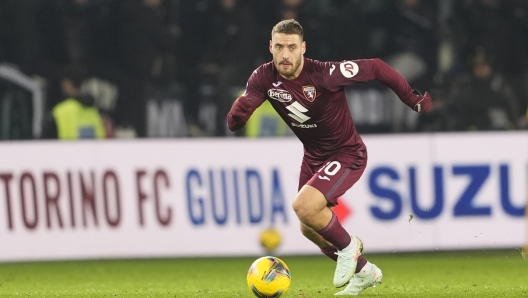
left=276, top=57, right=302, bottom=79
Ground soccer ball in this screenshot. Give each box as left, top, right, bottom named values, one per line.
left=247, top=256, right=291, bottom=298
left=259, top=228, right=282, bottom=252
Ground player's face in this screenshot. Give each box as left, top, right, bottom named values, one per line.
left=270, top=33, right=305, bottom=79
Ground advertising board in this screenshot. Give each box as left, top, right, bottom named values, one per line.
left=0, top=132, right=526, bottom=261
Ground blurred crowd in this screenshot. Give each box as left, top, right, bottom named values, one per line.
left=1, top=0, right=528, bottom=139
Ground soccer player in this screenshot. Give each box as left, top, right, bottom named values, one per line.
left=227, top=19, right=432, bottom=296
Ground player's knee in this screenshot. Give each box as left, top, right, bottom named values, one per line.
left=291, top=197, right=303, bottom=215
left=292, top=197, right=313, bottom=222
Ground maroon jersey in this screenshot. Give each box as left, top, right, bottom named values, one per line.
left=228, top=58, right=414, bottom=162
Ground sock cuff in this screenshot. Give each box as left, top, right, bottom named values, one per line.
left=320, top=246, right=337, bottom=253
left=317, top=212, right=337, bottom=234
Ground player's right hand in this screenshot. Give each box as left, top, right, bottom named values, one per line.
left=231, top=95, right=252, bottom=120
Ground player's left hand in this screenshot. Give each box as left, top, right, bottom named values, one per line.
left=410, top=90, right=432, bottom=113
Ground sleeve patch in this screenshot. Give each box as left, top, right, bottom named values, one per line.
left=339, top=61, right=359, bottom=78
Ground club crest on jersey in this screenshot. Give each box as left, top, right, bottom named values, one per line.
left=267, top=88, right=293, bottom=102
left=302, top=85, right=316, bottom=102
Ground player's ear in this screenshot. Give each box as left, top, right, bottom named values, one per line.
left=269, top=40, right=273, bottom=53
left=302, top=41, right=306, bottom=55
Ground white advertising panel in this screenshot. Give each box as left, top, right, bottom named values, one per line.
left=0, top=132, right=526, bottom=261
left=344, top=132, right=527, bottom=252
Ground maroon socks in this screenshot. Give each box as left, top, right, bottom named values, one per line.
left=317, top=212, right=369, bottom=274
left=320, top=246, right=339, bottom=261
left=320, top=245, right=368, bottom=273
left=356, top=255, right=368, bottom=273
left=316, top=212, right=351, bottom=250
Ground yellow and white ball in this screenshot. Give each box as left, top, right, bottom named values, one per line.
left=259, top=228, right=282, bottom=252
left=247, top=256, right=291, bottom=298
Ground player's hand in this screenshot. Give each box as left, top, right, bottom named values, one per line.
left=231, top=95, right=252, bottom=120
left=409, top=90, right=432, bottom=113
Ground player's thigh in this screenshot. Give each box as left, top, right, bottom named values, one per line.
left=293, top=184, right=329, bottom=212
left=306, top=152, right=367, bottom=206
left=296, top=162, right=328, bottom=211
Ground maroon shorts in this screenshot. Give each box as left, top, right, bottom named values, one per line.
left=298, top=150, right=367, bottom=206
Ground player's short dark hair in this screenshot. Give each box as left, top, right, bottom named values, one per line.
left=271, top=19, right=303, bottom=40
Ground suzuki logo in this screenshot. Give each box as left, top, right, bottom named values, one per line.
left=286, top=101, right=311, bottom=123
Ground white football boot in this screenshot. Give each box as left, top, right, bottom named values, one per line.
left=334, top=263, right=383, bottom=296
left=333, top=236, right=363, bottom=288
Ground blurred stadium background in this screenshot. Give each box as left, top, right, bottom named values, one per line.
left=0, top=0, right=527, bottom=272
left=1, top=0, right=528, bottom=139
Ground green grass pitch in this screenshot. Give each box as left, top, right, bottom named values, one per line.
left=0, top=250, right=526, bottom=297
